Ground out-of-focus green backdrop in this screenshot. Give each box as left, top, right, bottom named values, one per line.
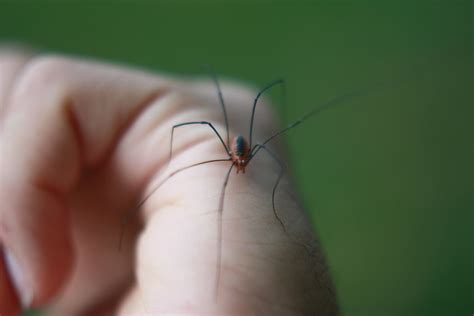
left=1, top=2, right=472, bottom=315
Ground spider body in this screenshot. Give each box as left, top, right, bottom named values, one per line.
left=231, top=135, right=250, bottom=173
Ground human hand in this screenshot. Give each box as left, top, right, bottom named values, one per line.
left=0, top=50, right=337, bottom=315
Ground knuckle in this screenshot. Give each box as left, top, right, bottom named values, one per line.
left=12, top=55, right=72, bottom=102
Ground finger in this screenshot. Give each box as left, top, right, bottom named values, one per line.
left=0, top=55, right=172, bottom=308
left=117, top=83, right=337, bottom=314
left=134, top=138, right=333, bottom=314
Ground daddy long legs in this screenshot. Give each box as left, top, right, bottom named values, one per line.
left=120, top=69, right=370, bottom=300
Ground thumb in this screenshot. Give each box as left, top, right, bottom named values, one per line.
left=118, top=87, right=337, bottom=315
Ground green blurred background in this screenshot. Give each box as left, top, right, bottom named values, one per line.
left=0, top=1, right=472, bottom=315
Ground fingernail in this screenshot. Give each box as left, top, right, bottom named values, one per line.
left=4, top=248, right=33, bottom=308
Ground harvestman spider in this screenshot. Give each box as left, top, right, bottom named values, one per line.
left=120, top=69, right=369, bottom=299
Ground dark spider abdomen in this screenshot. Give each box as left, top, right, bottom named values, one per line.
left=235, top=135, right=247, bottom=156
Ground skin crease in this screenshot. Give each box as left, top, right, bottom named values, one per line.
left=0, top=50, right=338, bottom=316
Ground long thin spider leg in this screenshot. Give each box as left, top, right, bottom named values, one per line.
left=248, top=78, right=285, bottom=149
left=203, top=65, right=231, bottom=149
left=258, top=87, right=374, bottom=148
left=249, top=144, right=287, bottom=232
left=250, top=145, right=317, bottom=261
left=214, top=162, right=235, bottom=300
left=250, top=145, right=328, bottom=260
left=280, top=79, right=287, bottom=125
left=119, top=158, right=232, bottom=251
left=170, top=121, right=231, bottom=163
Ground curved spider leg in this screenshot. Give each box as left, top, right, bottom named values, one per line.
left=170, top=121, right=231, bottom=162
left=119, top=118, right=231, bottom=250
left=259, top=87, right=372, bottom=148
left=250, top=144, right=316, bottom=259
left=248, top=78, right=285, bottom=149
left=248, top=143, right=287, bottom=232
left=214, top=162, right=235, bottom=300
left=203, top=64, right=231, bottom=149
left=119, top=157, right=231, bottom=251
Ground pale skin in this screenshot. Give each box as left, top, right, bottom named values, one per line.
left=0, top=50, right=338, bottom=315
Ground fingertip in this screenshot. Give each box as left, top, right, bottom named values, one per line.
left=0, top=183, right=75, bottom=309
left=4, top=248, right=32, bottom=308
left=0, top=248, right=21, bottom=316
left=12, top=224, right=74, bottom=310
left=3, top=235, right=74, bottom=311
